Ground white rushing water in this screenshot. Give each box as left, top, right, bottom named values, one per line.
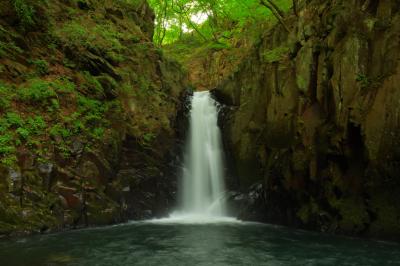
left=180, top=91, right=227, bottom=217
left=150, top=91, right=234, bottom=224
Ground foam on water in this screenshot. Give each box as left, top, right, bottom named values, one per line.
left=146, top=213, right=241, bottom=225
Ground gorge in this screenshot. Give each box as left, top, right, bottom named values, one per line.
left=1, top=87, right=400, bottom=266
left=1, top=0, right=400, bottom=265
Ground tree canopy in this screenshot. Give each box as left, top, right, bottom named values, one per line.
left=148, top=0, right=294, bottom=46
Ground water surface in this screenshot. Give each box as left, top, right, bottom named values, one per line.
left=1, top=221, right=399, bottom=266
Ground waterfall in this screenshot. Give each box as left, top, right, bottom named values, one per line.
left=180, top=91, right=227, bottom=217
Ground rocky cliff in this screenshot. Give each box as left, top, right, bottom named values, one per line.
left=196, top=0, right=400, bottom=239
left=0, top=0, right=188, bottom=236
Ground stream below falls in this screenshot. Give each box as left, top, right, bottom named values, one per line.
left=0, top=221, right=400, bottom=265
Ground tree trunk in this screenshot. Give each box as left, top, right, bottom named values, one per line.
left=266, top=0, right=285, bottom=17
left=260, top=0, right=290, bottom=33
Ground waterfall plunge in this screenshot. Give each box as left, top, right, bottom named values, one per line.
left=150, top=91, right=238, bottom=223
left=180, top=91, right=227, bottom=217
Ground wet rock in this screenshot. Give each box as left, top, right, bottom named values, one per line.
left=38, top=163, right=53, bottom=174
left=71, top=140, right=84, bottom=155
left=77, top=0, right=92, bottom=10
left=96, top=75, right=117, bottom=99
left=78, top=52, right=122, bottom=81
left=8, top=168, right=21, bottom=182
left=212, top=0, right=400, bottom=239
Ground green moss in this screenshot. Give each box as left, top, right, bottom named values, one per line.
left=142, top=132, right=156, bottom=145
left=7, top=76, right=108, bottom=159
left=0, top=111, right=49, bottom=165
left=53, top=77, right=76, bottom=93
left=263, top=46, right=290, bottom=63
left=0, top=0, right=187, bottom=235
left=0, top=40, right=23, bottom=59
left=5, top=112, right=24, bottom=128
left=81, top=71, right=104, bottom=97
left=11, top=0, right=48, bottom=30
left=332, top=197, right=369, bottom=232
left=208, top=42, right=231, bottom=51
left=26, top=115, right=47, bottom=134
left=356, top=73, right=383, bottom=90
left=17, top=79, right=56, bottom=103
left=0, top=133, right=15, bottom=154
left=0, top=83, right=14, bottom=111
left=56, top=20, right=130, bottom=55
left=296, top=75, right=307, bottom=90
left=12, top=0, right=35, bottom=27
left=62, top=58, right=77, bottom=69
left=356, top=73, right=371, bottom=89
left=56, top=21, right=87, bottom=46
left=28, top=59, right=49, bottom=76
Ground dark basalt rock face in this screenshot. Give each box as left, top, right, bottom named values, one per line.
left=214, top=0, right=400, bottom=240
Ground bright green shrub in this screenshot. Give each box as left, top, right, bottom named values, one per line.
left=5, top=112, right=24, bottom=128
left=17, top=79, right=56, bottom=103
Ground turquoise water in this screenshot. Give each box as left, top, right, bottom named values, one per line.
left=0, top=221, right=399, bottom=266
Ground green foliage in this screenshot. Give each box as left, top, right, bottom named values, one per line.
left=17, top=78, right=75, bottom=108
left=57, top=21, right=87, bottom=46
left=263, top=46, right=290, bottom=63
left=148, top=0, right=293, bottom=46
left=142, top=132, right=156, bottom=144
left=0, top=132, right=16, bottom=163
left=0, top=74, right=110, bottom=166
left=56, top=21, right=128, bottom=57
left=58, top=95, right=108, bottom=140
left=356, top=73, right=371, bottom=89
left=138, top=76, right=151, bottom=93
left=52, top=77, right=76, bottom=94
left=12, top=0, right=35, bottom=27
left=115, top=83, right=134, bottom=99
left=208, top=42, right=231, bottom=50
left=0, top=111, right=48, bottom=165
left=91, top=127, right=105, bottom=139
left=356, top=73, right=383, bottom=90
left=5, top=112, right=24, bottom=128
left=62, top=58, right=76, bottom=69
left=26, top=115, right=47, bottom=134
left=0, top=83, right=14, bottom=111
left=16, top=127, right=30, bottom=140
left=81, top=71, right=104, bottom=97
left=17, top=79, right=56, bottom=103
left=0, top=40, right=23, bottom=59
left=28, top=59, right=49, bottom=75
left=49, top=124, right=71, bottom=139
left=11, top=0, right=48, bottom=30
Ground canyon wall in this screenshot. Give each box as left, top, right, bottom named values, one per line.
left=211, top=0, right=400, bottom=239
left=0, top=0, right=188, bottom=236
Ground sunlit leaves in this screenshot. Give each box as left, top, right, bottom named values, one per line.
left=148, top=0, right=293, bottom=45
